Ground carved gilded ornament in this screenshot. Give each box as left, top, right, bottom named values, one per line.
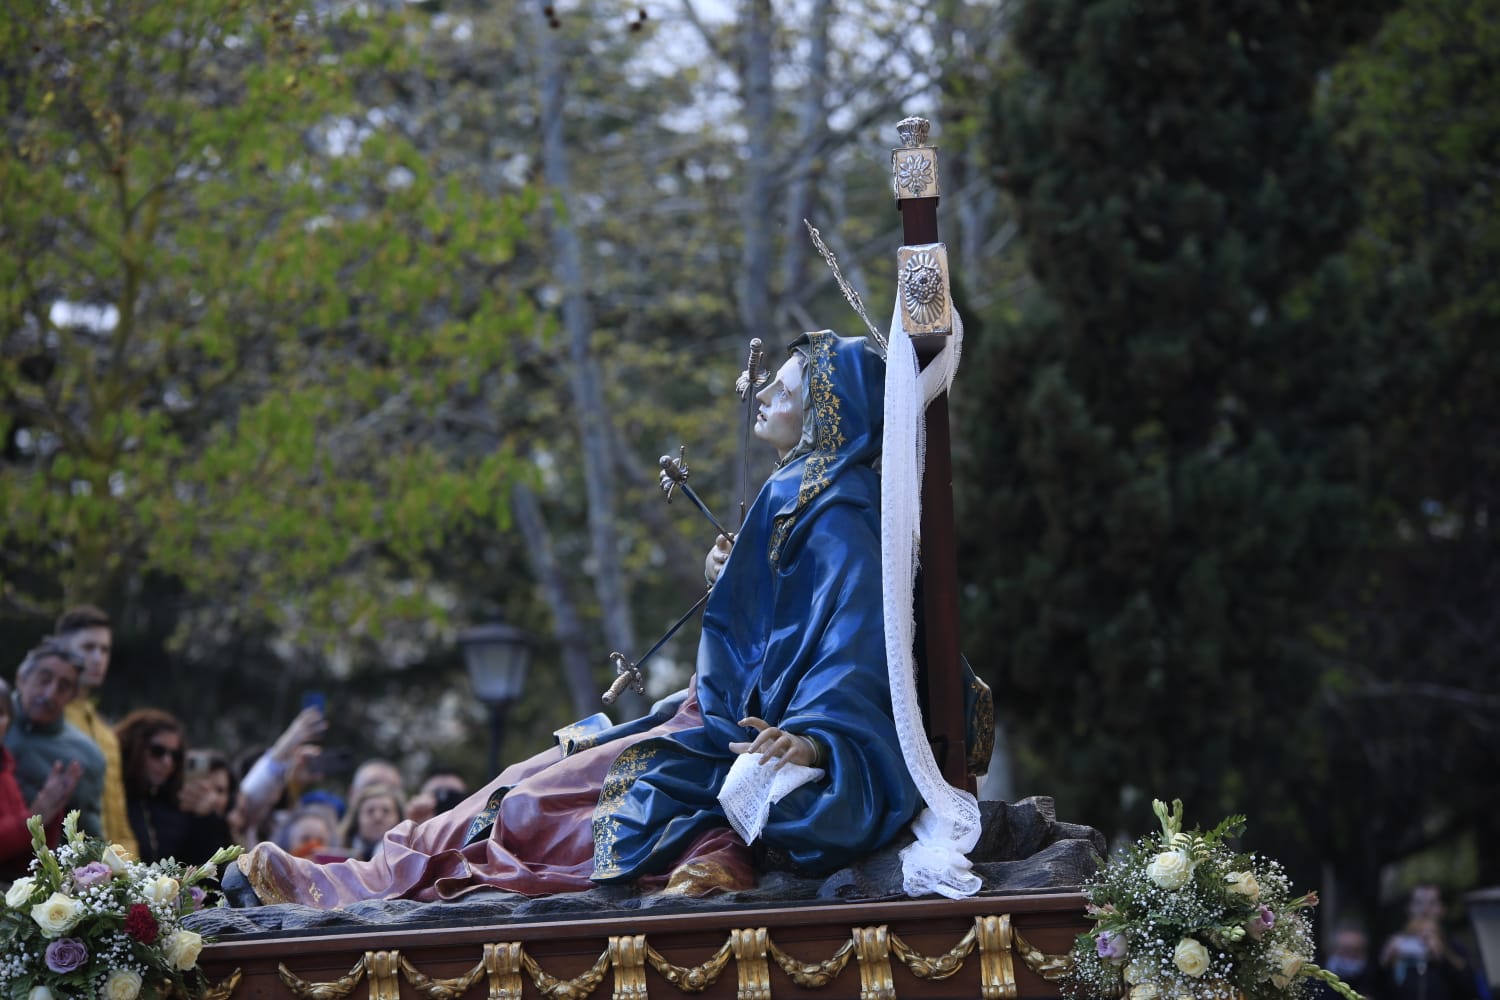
left=264, top=915, right=1076, bottom=1000
left=897, top=244, right=952, bottom=335
left=893, top=151, right=939, bottom=199
left=891, top=116, right=940, bottom=201
left=852, top=926, right=896, bottom=1000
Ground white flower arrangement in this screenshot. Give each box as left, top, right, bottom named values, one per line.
left=0, top=812, right=241, bottom=1000
left=1068, top=800, right=1361, bottom=1000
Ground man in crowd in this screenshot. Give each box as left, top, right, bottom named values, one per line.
left=57, top=604, right=139, bottom=856
left=5, top=639, right=105, bottom=836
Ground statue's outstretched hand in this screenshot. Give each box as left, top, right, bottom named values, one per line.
left=704, top=534, right=734, bottom=586
left=729, top=717, right=823, bottom=771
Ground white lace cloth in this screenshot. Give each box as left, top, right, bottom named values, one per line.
left=717, top=753, right=826, bottom=844
left=881, top=278, right=982, bottom=899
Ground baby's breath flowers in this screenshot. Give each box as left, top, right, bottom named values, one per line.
left=0, top=812, right=241, bottom=1000
left=1067, top=800, right=1362, bottom=1000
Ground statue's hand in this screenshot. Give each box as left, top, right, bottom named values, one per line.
left=704, top=534, right=734, bottom=586
left=729, top=717, right=823, bottom=771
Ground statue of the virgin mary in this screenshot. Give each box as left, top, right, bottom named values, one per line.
left=234, top=331, right=988, bottom=907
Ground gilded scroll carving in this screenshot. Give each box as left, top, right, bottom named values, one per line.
left=852, top=926, right=895, bottom=1000
left=365, top=951, right=402, bottom=1000
left=610, top=935, right=650, bottom=1000
left=484, top=943, right=526, bottom=1000
left=731, top=927, right=772, bottom=1000
left=264, top=911, right=1082, bottom=1000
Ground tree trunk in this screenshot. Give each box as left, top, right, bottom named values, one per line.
left=533, top=8, right=639, bottom=712
left=511, top=481, right=600, bottom=720
left=778, top=0, right=832, bottom=321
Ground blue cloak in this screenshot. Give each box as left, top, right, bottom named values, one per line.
left=591, top=331, right=922, bottom=882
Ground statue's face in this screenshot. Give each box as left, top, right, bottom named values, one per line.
left=753, top=354, right=806, bottom=459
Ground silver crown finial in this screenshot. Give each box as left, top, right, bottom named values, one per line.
left=896, top=116, right=930, bottom=148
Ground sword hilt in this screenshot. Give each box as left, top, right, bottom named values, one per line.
left=659, top=446, right=688, bottom=501
left=602, top=651, right=644, bottom=706
left=736, top=338, right=768, bottom=400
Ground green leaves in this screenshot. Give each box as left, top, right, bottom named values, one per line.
left=0, top=0, right=535, bottom=639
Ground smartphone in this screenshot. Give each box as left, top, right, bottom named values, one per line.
left=301, top=690, right=327, bottom=716
left=184, top=749, right=214, bottom=780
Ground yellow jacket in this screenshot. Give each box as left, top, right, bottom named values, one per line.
left=64, top=698, right=140, bottom=858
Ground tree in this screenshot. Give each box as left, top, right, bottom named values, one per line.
left=1308, top=0, right=1500, bottom=909
left=0, top=0, right=535, bottom=642
left=964, top=0, right=1395, bottom=875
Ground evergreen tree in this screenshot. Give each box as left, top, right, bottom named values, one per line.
left=961, top=0, right=1395, bottom=859
left=1313, top=0, right=1500, bottom=904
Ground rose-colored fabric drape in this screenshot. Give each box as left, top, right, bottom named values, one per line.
left=239, top=692, right=753, bottom=908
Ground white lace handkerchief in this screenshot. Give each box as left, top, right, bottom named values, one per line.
left=716, top=753, right=825, bottom=844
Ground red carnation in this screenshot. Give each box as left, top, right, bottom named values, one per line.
left=125, top=902, right=158, bottom=944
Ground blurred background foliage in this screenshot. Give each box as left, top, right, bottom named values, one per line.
left=0, top=0, right=1494, bottom=935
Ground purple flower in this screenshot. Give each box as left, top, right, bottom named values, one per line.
left=71, top=861, right=113, bottom=890
left=186, top=887, right=207, bottom=912
left=1247, top=904, right=1277, bottom=940
left=1096, top=930, right=1128, bottom=961
left=45, top=937, right=89, bottom=974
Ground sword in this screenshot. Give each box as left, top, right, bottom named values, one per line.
left=658, top=447, right=735, bottom=542
left=602, top=588, right=712, bottom=705
left=735, top=338, right=769, bottom=530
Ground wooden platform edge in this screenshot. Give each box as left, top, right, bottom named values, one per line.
left=198, top=890, right=1090, bottom=1000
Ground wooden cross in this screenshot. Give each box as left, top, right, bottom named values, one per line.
left=891, top=118, right=971, bottom=791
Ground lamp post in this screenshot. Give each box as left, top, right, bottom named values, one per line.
left=1468, top=887, right=1500, bottom=997
left=458, top=622, right=532, bottom=778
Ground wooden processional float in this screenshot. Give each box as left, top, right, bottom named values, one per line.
left=196, top=118, right=1093, bottom=1000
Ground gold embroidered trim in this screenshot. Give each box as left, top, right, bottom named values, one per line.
left=590, top=744, right=659, bottom=878
left=238, top=847, right=297, bottom=908
left=968, top=674, right=996, bottom=776
left=770, top=333, right=844, bottom=568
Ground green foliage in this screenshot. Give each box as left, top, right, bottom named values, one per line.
left=0, top=0, right=534, bottom=641
left=1304, top=0, right=1500, bottom=895
left=964, top=0, right=1395, bottom=850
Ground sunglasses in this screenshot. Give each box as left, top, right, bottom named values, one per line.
left=147, top=743, right=182, bottom=762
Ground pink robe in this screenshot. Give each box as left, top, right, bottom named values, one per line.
left=240, top=691, right=754, bottom=908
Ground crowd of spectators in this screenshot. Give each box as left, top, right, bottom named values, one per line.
left=1313, top=886, right=1490, bottom=1000
left=0, top=605, right=470, bottom=882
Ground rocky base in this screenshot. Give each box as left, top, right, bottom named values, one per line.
left=191, top=796, right=1102, bottom=938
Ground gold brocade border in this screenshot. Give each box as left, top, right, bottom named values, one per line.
left=265, top=918, right=1075, bottom=1000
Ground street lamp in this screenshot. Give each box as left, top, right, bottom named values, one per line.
left=1468, top=887, right=1500, bottom=997
left=458, top=622, right=532, bottom=777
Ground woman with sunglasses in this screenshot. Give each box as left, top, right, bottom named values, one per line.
left=115, top=709, right=230, bottom=864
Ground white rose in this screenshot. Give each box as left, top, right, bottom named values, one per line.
left=102, top=844, right=132, bottom=874
left=1268, top=947, right=1305, bottom=988
left=29, top=986, right=56, bottom=1000
left=30, top=891, right=85, bottom=936
left=1147, top=850, right=1195, bottom=890
left=1129, top=984, right=1160, bottom=1000
left=144, top=875, right=180, bottom=905
left=6, top=876, right=37, bottom=909
left=1173, top=937, right=1210, bottom=977
left=1226, top=870, right=1261, bottom=900
left=102, top=968, right=143, bottom=1000
left=162, top=928, right=204, bottom=970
